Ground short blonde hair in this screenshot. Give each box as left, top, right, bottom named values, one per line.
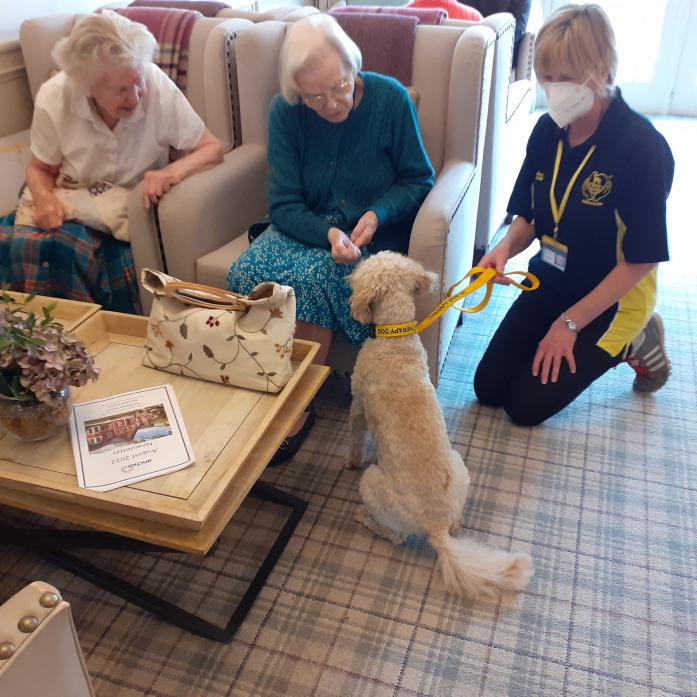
left=534, top=3, right=617, bottom=98
left=52, top=11, right=158, bottom=89
left=279, top=15, right=362, bottom=104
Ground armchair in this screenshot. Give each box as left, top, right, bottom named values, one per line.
left=317, top=5, right=534, bottom=258
left=18, top=12, right=254, bottom=312
left=468, top=3, right=536, bottom=255
left=157, top=20, right=494, bottom=385
left=0, top=581, right=94, bottom=697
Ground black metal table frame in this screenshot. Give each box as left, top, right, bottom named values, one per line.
left=1, top=481, right=307, bottom=643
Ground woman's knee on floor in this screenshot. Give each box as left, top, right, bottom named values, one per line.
left=473, top=362, right=505, bottom=407
left=503, top=403, right=548, bottom=427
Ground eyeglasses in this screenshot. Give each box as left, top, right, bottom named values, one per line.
left=300, top=78, right=354, bottom=107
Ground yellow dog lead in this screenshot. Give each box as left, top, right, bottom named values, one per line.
left=371, top=266, right=540, bottom=338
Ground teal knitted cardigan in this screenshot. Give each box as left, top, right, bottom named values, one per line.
left=267, top=72, right=435, bottom=253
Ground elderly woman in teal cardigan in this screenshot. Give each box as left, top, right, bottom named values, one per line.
left=227, top=14, right=434, bottom=353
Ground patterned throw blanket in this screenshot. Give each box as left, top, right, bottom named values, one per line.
left=114, top=7, right=200, bottom=91
left=129, top=0, right=230, bottom=18
left=330, top=5, right=446, bottom=25
left=332, top=13, right=419, bottom=87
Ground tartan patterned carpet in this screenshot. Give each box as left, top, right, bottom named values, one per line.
left=1, top=118, right=696, bottom=696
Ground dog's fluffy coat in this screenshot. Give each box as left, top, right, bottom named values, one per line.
left=347, top=252, right=533, bottom=597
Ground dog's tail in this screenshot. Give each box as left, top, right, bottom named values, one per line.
left=428, top=529, right=533, bottom=597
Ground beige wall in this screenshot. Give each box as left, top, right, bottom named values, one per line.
left=0, top=42, right=33, bottom=138
left=0, top=0, right=108, bottom=138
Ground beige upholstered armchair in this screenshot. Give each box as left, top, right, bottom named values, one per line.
left=472, top=11, right=535, bottom=257
left=157, top=20, right=494, bottom=385
left=315, top=5, right=534, bottom=258
left=0, top=581, right=94, bottom=697
left=18, top=12, right=253, bottom=311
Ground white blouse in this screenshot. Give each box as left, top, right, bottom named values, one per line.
left=30, top=63, right=205, bottom=188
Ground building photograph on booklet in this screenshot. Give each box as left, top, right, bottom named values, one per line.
left=70, top=384, right=194, bottom=492
left=85, top=403, right=171, bottom=453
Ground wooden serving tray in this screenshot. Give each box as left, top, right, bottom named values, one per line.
left=2, top=292, right=100, bottom=331
left=0, top=311, right=328, bottom=550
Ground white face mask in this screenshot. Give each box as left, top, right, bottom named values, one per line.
left=543, top=80, right=595, bottom=128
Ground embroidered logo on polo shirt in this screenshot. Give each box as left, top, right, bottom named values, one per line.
left=535, top=171, right=545, bottom=181
left=581, top=171, right=613, bottom=206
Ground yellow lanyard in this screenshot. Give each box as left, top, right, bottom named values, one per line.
left=549, top=140, right=596, bottom=238
left=371, top=267, right=540, bottom=338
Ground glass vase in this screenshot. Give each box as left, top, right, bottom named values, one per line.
left=0, top=388, right=72, bottom=442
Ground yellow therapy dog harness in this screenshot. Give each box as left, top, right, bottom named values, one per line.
left=370, top=266, right=540, bottom=338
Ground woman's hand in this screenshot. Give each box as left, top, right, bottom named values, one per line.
left=532, top=317, right=577, bottom=384
left=142, top=168, right=183, bottom=208
left=350, top=211, right=378, bottom=248
left=33, top=191, right=65, bottom=231
left=478, top=243, right=513, bottom=285
left=328, top=227, right=361, bottom=264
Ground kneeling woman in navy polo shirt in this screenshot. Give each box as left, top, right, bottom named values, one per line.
left=474, top=3, right=674, bottom=427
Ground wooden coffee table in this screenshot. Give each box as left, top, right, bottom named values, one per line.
left=0, top=311, right=329, bottom=641
left=1, top=291, right=100, bottom=331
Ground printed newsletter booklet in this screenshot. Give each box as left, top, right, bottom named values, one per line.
left=69, top=384, right=195, bottom=492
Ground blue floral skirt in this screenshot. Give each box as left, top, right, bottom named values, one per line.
left=0, top=213, right=141, bottom=314
left=227, top=226, right=370, bottom=345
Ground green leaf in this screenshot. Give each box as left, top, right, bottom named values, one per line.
left=256, top=372, right=265, bottom=376
left=202, top=345, right=214, bottom=358
left=236, top=334, right=246, bottom=340
left=226, top=335, right=235, bottom=341
left=188, top=353, right=193, bottom=362
left=20, top=336, right=46, bottom=347
left=250, top=352, right=258, bottom=356
left=260, top=328, right=267, bottom=335
left=267, top=372, right=276, bottom=377
left=40, top=304, right=57, bottom=325
left=179, top=323, right=188, bottom=339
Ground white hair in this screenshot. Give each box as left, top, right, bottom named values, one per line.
left=279, top=14, right=362, bottom=104
left=52, top=11, right=158, bottom=89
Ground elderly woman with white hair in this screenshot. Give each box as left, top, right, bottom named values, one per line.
left=228, top=14, right=434, bottom=353
left=227, top=14, right=434, bottom=462
left=0, top=11, right=222, bottom=313
left=474, top=3, right=674, bottom=427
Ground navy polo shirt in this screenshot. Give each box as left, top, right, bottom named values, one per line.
left=508, top=89, right=674, bottom=303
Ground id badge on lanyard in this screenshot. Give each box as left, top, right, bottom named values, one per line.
left=544, top=140, right=596, bottom=271
left=541, top=235, right=568, bottom=271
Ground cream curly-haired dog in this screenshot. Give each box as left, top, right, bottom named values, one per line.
left=347, top=252, right=533, bottom=597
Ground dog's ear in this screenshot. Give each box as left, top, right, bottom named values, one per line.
left=413, top=267, right=439, bottom=296
left=350, top=285, right=377, bottom=324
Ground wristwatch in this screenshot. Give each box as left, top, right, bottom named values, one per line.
left=561, top=312, right=579, bottom=333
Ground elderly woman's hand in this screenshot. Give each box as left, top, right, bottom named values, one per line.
left=350, top=211, right=378, bottom=248
left=142, top=167, right=183, bottom=208
left=33, top=191, right=66, bottom=231
left=328, top=227, right=361, bottom=264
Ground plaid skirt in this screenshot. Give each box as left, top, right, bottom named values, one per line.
left=0, top=213, right=141, bottom=314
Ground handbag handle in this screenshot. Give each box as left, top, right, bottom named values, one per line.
left=163, top=280, right=249, bottom=311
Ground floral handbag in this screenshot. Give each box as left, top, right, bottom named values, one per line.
left=141, top=269, right=296, bottom=393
